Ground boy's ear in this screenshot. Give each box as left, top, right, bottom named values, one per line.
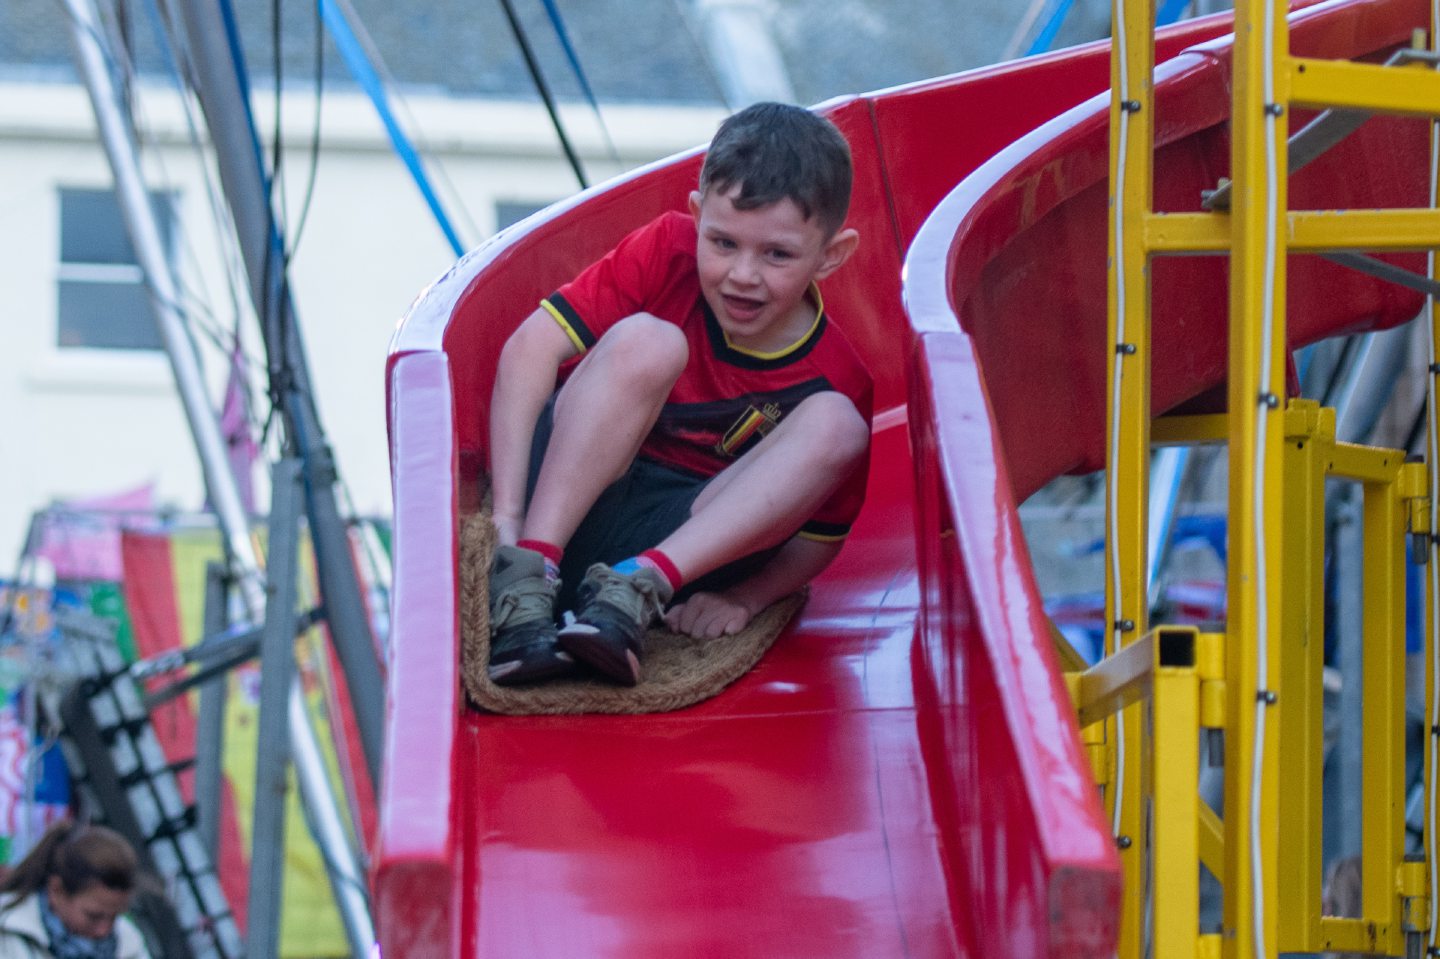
left=814, top=227, right=860, bottom=280
left=688, top=190, right=704, bottom=219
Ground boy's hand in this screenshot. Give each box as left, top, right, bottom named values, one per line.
left=663, top=591, right=756, bottom=640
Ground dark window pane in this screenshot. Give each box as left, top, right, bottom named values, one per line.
left=495, top=200, right=552, bottom=232
left=59, top=187, right=175, bottom=264
left=57, top=280, right=164, bottom=350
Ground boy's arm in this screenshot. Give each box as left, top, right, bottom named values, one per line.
left=488, top=308, right=580, bottom=545
left=663, top=536, right=843, bottom=640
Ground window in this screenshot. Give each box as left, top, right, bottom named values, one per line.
left=495, top=199, right=556, bottom=233
left=57, top=187, right=177, bottom=351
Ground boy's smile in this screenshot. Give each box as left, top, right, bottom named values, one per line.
left=690, top=187, right=857, bottom=354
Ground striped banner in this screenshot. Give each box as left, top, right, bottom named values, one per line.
left=121, top=526, right=374, bottom=958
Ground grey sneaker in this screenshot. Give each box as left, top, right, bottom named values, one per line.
left=487, top=545, right=575, bottom=685
left=557, top=563, right=674, bottom=686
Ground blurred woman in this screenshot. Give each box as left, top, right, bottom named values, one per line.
left=0, top=821, right=150, bottom=959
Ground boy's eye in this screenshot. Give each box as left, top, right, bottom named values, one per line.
left=767, top=248, right=795, bottom=261
left=712, top=236, right=736, bottom=250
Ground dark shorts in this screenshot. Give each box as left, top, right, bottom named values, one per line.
left=527, top=397, right=777, bottom=611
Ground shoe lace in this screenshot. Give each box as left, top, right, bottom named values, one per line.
left=586, top=565, right=665, bottom=626
left=491, top=574, right=555, bottom=630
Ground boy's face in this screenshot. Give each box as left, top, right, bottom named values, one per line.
left=689, top=186, right=858, bottom=353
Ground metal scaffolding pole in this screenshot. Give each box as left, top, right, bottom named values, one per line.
left=62, top=3, right=375, bottom=955
left=197, top=562, right=230, bottom=861
left=1335, top=323, right=1412, bottom=446
left=60, top=0, right=266, bottom=612
left=247, top=460, right=303, bottom=959
left=250, top=463, right=375, bottom=959
left=170, top=0, right=385, bottom=787
left=1147, top=447, right=1192, bottom=610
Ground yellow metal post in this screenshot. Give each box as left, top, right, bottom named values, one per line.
left=1197, top=630, right=1227, bottom=891
left=1224, top=0, right=1289, bottom=956
left=1425, top=15, right=1439, bottom=952
left=1105, top=0, right=1158, bottom=951
left=1430, top=380, right=1440, bottom=959
left=1151, top=629, right=1200, bottom=958
left=1430, top=561, right=1439, bottom=954
left=1360, top=453, right=1407, bottom=944
left=1274, top=402, right=1328, bottom=952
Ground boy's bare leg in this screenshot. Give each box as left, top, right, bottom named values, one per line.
left=521, top=314, right=687, bottom=547
left=556, top=390, right=865, bottom=678
left=656, top=390, right=869, bottom=581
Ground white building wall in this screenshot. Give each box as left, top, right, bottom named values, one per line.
left=0, top=78, right=725, bottom=576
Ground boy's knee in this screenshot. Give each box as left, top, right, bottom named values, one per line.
left=596, top=314, right=688, bottom=386
left=795, top=392, right=868, bottom=466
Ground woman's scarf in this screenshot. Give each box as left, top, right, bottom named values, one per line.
left=38, top=893, right=117, bottom=959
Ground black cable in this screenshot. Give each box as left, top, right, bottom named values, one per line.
left=271, top=0, right=328, bottom=460
left=286, top=0, right=324, bottom=256
left=64, top=0, right=269, bottom=444
left=259, top=0, right=301, bottom=455
left=666, top=0, right=735, bottom=111
left=1403, top=393, right=1428, bottom=457
left=1317, top=335, right=1359, bottom=410
left=148, top=0, right=258, bottom=378
left=538, top=0, right=621, bottom=171
left=495, top=0, right=589, bottom=190
left=108, top=0, right=143, bottom=120
left=270, top=0, right=287, bottom=232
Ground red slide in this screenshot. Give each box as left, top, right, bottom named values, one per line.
left=380, top=1, right=1427, bottom=954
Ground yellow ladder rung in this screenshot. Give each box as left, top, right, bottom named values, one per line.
left=1143, top=209, right=1440, bottom=255
left=1290, top=56, right=1440, bottom=117
left=1144, top=212, right=1228, bottom=254
left=1316, top=917, right=1396, bottom=954
left=1289, top=209, right=1440, bottom=252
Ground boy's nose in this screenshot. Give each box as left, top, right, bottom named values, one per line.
left=729, top=253, right=761, bottom=284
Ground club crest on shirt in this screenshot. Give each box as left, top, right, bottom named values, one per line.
left=717, top=402, right=782, bottom=457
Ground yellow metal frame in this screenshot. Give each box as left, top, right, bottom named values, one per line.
left=1104, top=0, right=1158, bottom=950
left=1146, top=209, right=1440, bottom=253
left=1275, top=404, right=1414, bottom=955
left=1425, top=17, right=1440, bottom=959
left=1070, top=627, right=1209, bottom=957
left=1100, top=0, right=1440, bottom=952
left=1081, top=403, right=1422, bottom=956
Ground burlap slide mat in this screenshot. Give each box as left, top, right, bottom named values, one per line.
left=459, top=510, right=802, bottom=715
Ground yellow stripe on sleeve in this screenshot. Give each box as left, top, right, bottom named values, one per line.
left=540, top=299, right=588, bottom=354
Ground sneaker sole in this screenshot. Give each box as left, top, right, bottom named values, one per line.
left=487, top=649, right=576, bottom=686
left=557, top=623, right=642, bottom=686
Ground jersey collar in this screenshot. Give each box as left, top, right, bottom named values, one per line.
left=702, top=283, right=826, bottom=369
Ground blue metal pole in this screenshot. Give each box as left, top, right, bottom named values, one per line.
left=319, top=0, right=467, bottom=256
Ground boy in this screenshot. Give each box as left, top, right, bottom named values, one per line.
left=487, top=101, right=873, bottom=686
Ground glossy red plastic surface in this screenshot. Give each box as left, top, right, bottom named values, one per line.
left=906, top=0, right=1428, bottom=500
left=380, top=2, right=1428, bottom=955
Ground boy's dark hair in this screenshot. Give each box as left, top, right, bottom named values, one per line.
left=699, top=102, right=853, bottom=236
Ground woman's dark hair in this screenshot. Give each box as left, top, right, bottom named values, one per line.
left=0, top=821, right=138, bottom=901
left=698, top=101, right=854, bottom=236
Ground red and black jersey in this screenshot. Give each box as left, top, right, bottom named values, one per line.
left=540, top=211, right=873, bottom=541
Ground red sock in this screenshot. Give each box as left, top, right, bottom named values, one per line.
left=638, top=549, right=684, bottom=593
left=517, top=539, right=563, bottom=565
left=517, top=539, right=563, bottom=581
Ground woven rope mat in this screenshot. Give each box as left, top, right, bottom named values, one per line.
left=460, top=511, right=802, bottom=715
